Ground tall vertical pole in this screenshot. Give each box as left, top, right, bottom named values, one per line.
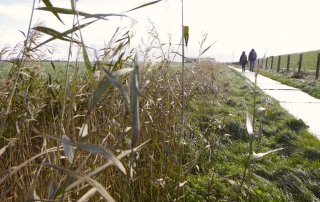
left=286, top=55, right=290, bottom=72
left=177, top=0, right=185, bottom=199
left=277, top=55, right=281, bottom=72
left=266, top=57, right=268, bottom=69
left=298, top=54, right=302, bottom=73
left=316, top=53, right=320, bottom=79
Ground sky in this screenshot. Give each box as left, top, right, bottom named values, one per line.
left=0, top=0, right=320, bottom=62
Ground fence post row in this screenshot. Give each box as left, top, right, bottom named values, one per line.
left=258, top=52, right=320, bottom=79
left=277, top=55, right=281, bottom=72
left=286, top=55, right=290, bottom=72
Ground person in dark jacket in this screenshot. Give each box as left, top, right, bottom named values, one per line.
left=248, top=49, right=257, bottom=72
left=239, top=51, right=247, bottom=72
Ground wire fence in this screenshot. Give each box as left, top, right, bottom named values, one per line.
left=256, top=52, right=320, bottom=79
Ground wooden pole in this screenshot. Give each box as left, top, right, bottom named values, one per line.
left=298, top=54, right=302, bottom=73
left=271, top=56, right=274, bottom=70
left=316, top=53, right=320, bottom=80
left=277, top=55, right=281, bottom=72
left=266, top=57, right=268, bottom=69
left=286, top=55, right=290, bottom=72
left=261, top=58, right=264, bottom=68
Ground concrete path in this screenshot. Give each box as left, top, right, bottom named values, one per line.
left=228, top=66, right=320, bottom=139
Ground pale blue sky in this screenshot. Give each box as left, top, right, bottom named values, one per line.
left=0, top=0, right=320, bottom=62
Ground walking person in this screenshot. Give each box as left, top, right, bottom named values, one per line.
left=239, top=51, right=247, bottom=72
left=248, top=48, right=257, bottom=72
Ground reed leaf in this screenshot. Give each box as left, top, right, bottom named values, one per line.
left=41, top=0, right=65, bottom=25
left=77, top=187, right=97, bottom=202
left=100, top=65, right=130, bottom=104
left=123, top=0, right=163, bottom=13
left=48, top=180, right=57, bottom=200
left=199, top=40, right=217, bottom=57
left=37, top=7, right=127, bottom=19
left=112, top=68, right=133, bottom=78
left=130, top=55, right=140, bottom=148
left=65, top=139, right=150, bottom=192
left=246, top=112, right=253, bottom=139
left=36, top=7, right=91, bottom=17
left=249, top=148, right=284, bottom=164
left=184, top=26, right=189, bottom=47
left=32, top=19, right=97, bottom=50
left=27, top=163, right=43, bottom=201
left=43, top=163, right=116, bottom=202
left=84, top=13, right=128, bottom=20
left=82, top=45, right=95, bottom=85
left=169, top=51, right=192, bottom=62
left=37, top=131, right=127, bottom=174
left=79, top=123, right=89, bottom=137
left=115, top=31, right=130, bottom=43
left=266, top=109, right=273, bottom=119
left=88, top=78, right=111, bottom=114
left=88, top=66, right=133, bottom=114
left=0, top=145, right=8, bottom=157
left=50, top=61, right=56, bottom=70
left=0, top=138, right=16, bottom=156
left=18, top=30, right=26, bottom=38
left=255, top=107, right=266, bottom=116
left=62, top=134, right=75, bottom=164
left=32, top=190, right=40, bottom=201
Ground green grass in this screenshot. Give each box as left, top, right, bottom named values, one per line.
left=0, top=61, right=88, bottom=80
left=184, top=66, right=320, bottom=201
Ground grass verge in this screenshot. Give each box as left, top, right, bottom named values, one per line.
left=184, top=65, right=320, bottom=201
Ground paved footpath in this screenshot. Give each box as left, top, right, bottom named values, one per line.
left=228, top=66, right=320, bottom=139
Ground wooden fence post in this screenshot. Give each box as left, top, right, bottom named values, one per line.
left=271, top=56, right=274, bottom=70
left=286, top=55, right=290, bottom=72
left=277, top=55, right=281, bottom=72
left=316, top=53, right=320, bottom=80
left=261, top=58, right=264, bottom=68
left=266, top=57, right=268, bottom=69
left=298, top=54, right=302, bottom=73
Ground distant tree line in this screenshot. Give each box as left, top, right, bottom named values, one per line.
left=41, top=59, right=64, bottom=62
left=185, top=57, right=216, bottom=63
left=0, top=58, right=66, bottom=62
